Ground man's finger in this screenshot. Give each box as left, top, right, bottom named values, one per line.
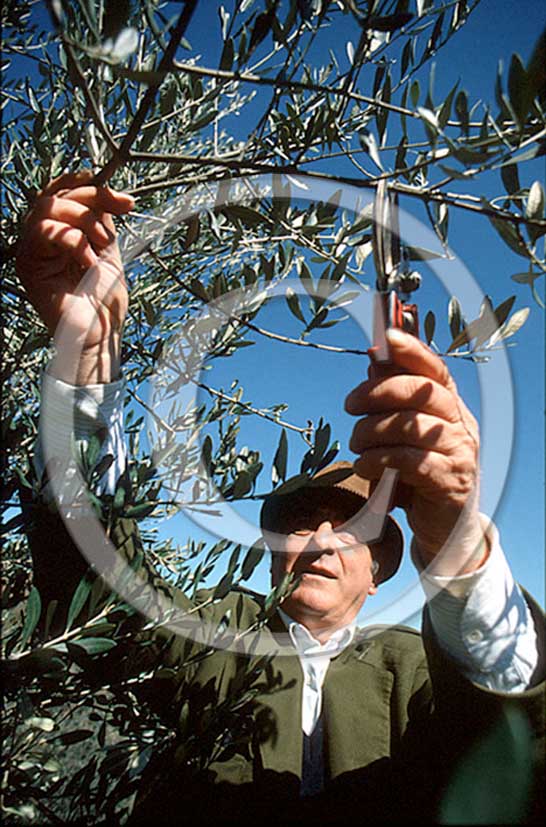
left=353, top=447, right=474, bottom=498
left=101, top=212, right=116, bottom=234
left=40, top=171, right=134, bottom=213
left=345, top=374, right=460, bottom=422
left=349, top=411, right=464, bottom=456
left=366, top=361, right=405, bottom=381
left=40, top=170, right=95, bottom=197
left=59, top=185, right=135, bottom=214
left=34, top=219, right=98, bottom=271
left=382, top=328, right=454, bottom=388
left=32, top=199, right=114, bottom=247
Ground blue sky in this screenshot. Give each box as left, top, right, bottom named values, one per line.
left=154, top=0, right=545, bottom=625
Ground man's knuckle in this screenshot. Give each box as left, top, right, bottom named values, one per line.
left=30, top=195, right=52, bottom=219
left=64, top=226, right=85, bottom=247
left=82, top=209, right=98, bottom=229
left=457, top=428, right=479, bottom=460
left=447, top=455, right=476, bottom=493
left=414, top=448, right=433, bottom=474
left=400, top=375, right=417, bottom=399
left=401, top=413, right=419, bottom=439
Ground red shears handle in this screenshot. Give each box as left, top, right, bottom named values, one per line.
left=369, top=291, right=419, bottom=361
left=369, top=181, right=420, bottom=360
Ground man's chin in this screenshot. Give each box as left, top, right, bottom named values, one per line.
left=282, top=583, right=335, bottom=619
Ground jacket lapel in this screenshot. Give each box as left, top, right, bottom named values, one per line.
left=323, top=634, right=393, bottom=779
left=254, top=621, right=394, bottom=781
left=256, top=612, right=304, bottom=778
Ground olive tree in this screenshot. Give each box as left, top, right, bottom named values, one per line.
left=1, top=0, right=545, bottom=822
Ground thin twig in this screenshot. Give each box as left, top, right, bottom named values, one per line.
left=171, top=59, right=488, bottom=129
left=192, top=378, right=312, bottom=437
left=233, top=316, right=369, bottom=356
left=431, top=126, right=546, bottom=193
left=11, top=604, right=112, bottom=661
left=119, top=217, right=370, bottom=369
left=173, top=59, right=421, bottom=120
left=128, top=388, right=175, bottom=435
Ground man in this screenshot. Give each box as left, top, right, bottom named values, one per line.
left=16, top=172, right=544, bottom=824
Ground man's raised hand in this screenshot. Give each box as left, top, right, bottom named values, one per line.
left=345, top=328, right=487, bottom=576
left=16, top=170, right=134, bottom=384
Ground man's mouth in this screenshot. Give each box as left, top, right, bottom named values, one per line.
left=299, top=567, right=337, bottom=579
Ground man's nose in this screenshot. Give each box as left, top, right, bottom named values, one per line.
left=310, top=520, right=338, bottom=552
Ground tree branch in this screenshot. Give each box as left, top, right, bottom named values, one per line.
left=172, top=59, right=428, bottom=122
left=170, top=57, right=500, bottom=131
left=125, top=162, right=546, bottom=230
left=94, top=0, right=199, bottom=184
left=45, top=0, right=119, bottom=153
left=119, top=217, right=371, bottom=360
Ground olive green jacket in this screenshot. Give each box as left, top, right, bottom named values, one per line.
left=26, top=508, right=545, bottom=825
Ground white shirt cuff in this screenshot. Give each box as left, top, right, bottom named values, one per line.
left=35, top=370, right=126, bottom=496
left=418, top=521, right=539, bottom=692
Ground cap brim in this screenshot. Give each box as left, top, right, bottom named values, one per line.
left=260, top=470, right=403, bottom=585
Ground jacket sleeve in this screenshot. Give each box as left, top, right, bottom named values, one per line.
left=421, top=592, right=545, bottom=822
left=20, top=488, right=216, bottom=711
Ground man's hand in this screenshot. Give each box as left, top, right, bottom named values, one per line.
left=345, top=328, right=487, bottom=576
left=16, top=170, right=134, bottom=384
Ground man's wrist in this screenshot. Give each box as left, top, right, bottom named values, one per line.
left=413, top=516, right=490, bottom=577
left=49, top=338, right=121, bottom=385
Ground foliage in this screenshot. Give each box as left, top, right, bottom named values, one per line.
left=1, top=0, right=545, bottom=822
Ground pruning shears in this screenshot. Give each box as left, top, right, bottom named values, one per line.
left=370, top=181, right=421, bottom=359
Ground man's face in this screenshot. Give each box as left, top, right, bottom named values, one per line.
left=268, top=491, right=378, bottom=640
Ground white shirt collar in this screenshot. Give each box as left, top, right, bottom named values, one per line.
left=278, top=608, right=356, bottom=659
left=278, top=609, right=357, bottom=737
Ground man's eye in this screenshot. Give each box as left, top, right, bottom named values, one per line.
left=334, top=530, right=358, bottom=544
